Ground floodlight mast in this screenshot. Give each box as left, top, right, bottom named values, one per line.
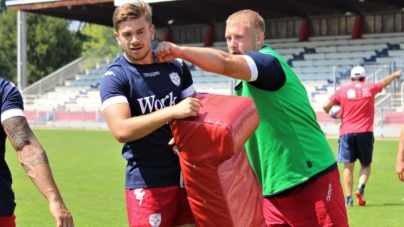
left=17, top=10, right=27, bottom=90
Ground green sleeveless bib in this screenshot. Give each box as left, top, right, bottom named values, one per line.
left=235, top=46, right=336, bottom=196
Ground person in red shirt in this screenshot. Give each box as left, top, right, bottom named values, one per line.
left=396, top=124, right=404, bottom=182
left=323, top=66, right=401, bottom=207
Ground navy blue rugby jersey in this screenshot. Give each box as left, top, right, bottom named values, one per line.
left=237, top=50, right=285, bottom=91
left=100, top=55, right=195, bottom=189
left=0, top=78, right=25, bottom=216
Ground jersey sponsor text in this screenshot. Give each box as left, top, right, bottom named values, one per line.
left=137, top=92, right=178, bottom=114
left=143, top=71, right=161, bottom=77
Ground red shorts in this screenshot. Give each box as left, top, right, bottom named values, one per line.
left=263, top=169, right=349, bottom=227
left=0, top=214, right=16, bottom=227
left=125, top=186, right=194, bottom=227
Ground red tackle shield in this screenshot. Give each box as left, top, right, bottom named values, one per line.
left=171, top=93, right=265, bottom=227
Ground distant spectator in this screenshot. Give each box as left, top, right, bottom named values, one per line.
left=396, top=124, right=404, bottom=182
left=323, top=66, right=401, bottom=206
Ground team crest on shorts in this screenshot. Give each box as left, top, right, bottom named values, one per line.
left=169, top=72, right=180, bottom=86
left=149, top=213, right=162, bottom=227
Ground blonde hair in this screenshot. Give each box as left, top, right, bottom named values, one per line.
left=112, top=1, right=152, bottom=32
left=226, top=10, right=265, bottom=33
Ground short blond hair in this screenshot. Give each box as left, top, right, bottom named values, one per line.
left=226, top=10, right=265, bottom=33
left=112, top=1, right=152, bottom=32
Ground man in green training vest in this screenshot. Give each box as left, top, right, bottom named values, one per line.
left=156, top=10, right=348, bottom=227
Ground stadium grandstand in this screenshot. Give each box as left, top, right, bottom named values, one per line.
left=5, top=0, right=404, bottom=136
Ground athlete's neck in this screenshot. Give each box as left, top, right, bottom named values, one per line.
left=123, top=52, right=157, bottom=65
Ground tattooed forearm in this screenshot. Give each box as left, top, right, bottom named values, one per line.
left=3, top=116, right=35, bottom=151
left=20, top=152, right=49, bottom=173
left=22, top=163, right=30, bottom=172
left=3, top=116, right=48, bottom=172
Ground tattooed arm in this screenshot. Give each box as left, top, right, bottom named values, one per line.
left=3, top=116, right=74, bottom=227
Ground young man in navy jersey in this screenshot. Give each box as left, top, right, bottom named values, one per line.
left=156, top=9, right=348, bottom=227
left=0, top=78, right=74, bottom=227
left=100, top=1, right=200, bottom=227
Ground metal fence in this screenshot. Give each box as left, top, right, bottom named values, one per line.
left=332, top=63, right=400, bottom=93
left=318, top=106, right=403, bottom=138
left=24, top=103, right=403, bottom=137
left=26, top=106, right=107, bottom=129
left=22, top=41, right=404, bottom=138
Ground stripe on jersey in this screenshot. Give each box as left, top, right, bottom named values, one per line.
left=181, top=85, right=196, bottom=98
left=1, top=109, right=25, bottom=122
left=102, top=96, right=129, bottom=111
left=242, top=55, right=258, bottom=82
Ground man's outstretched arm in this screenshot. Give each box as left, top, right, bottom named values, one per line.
left=156, top=41, right=252, bottom=81
left=381, top=70, right=401, bottom=88
left=2, top=116, right=74, bottom=227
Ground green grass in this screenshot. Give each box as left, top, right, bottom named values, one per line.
left=5, top=130, right=404, bottom=226
left=328, top=139, right=404, bottom=227
left=5, top=129, right=127, bottom=227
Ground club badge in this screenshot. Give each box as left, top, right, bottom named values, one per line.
left=169, top=72, right=180, bottom=86
left=149, top=213, right=162, bottom=227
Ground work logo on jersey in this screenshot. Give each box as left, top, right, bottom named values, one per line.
left=149, top=213, right=162, bottom=227
left=169, top=72, right=180, bottom=86
left=137, top=92, right=178, bottom=114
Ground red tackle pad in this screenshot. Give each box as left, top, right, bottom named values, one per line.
left=171, top=93, right=265, bottom=227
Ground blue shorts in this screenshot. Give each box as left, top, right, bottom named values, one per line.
left=337, top=132, right=374, bottom=164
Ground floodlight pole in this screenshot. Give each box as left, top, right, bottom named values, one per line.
left=17, top=10, right=27, bottom=90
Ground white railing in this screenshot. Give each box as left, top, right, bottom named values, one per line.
left=21, top=57, right=85, bottom=95
left=26, top=105, right=106, bottom=129
left=21, top=38, right=121, bottom=96
left=318, top=106, right=404, bottom=138
left=24, top=105, right=404, bottom=137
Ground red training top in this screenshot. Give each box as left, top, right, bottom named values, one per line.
left=329, top=82, right=383, bottom=136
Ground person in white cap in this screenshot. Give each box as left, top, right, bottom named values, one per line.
left=396, top=124, right=404, bottom=182
left=322, top=66, right=401, bottom=207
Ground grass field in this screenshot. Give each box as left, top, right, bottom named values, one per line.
left=5, top=129, right=404, bottom=226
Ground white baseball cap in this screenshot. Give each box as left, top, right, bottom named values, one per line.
left=350, top=66, right=366, bottom=78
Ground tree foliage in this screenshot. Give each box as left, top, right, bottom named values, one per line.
left=0, top=11, right=83, bottom=85
left=0, top=10, right=121, bottom=86
left=77, top=23, right=121, bottom=70
left=26, top=14, right=83, bottom=85
left=79, top=23, right=115, bottom=56
left=0, top=10, right=17, bottom=83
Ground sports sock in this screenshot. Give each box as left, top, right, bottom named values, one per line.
left=358, top=184, right=365, bottom=194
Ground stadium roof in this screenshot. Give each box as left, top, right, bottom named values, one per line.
left=5, top=0, right=404, bottom=28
